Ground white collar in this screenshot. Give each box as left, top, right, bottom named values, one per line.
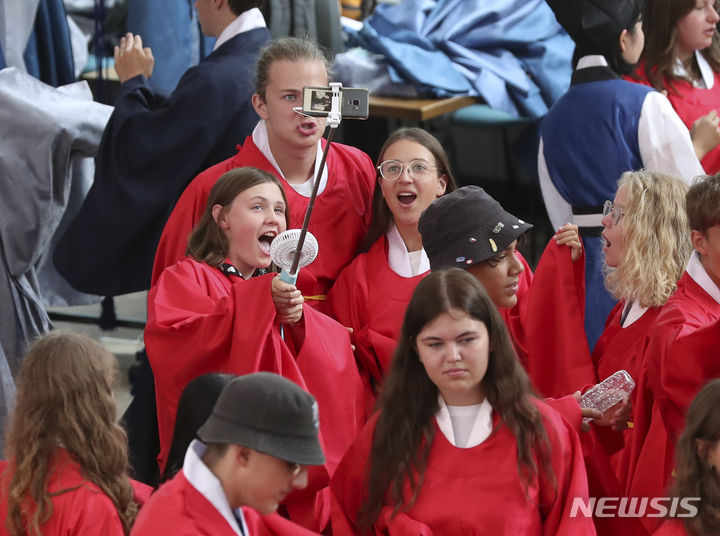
left=435, top=395, right=493, bottom=448
left=686, top=250, right=720, bottom=305
left=620, top=300, right=649, bottom=328
left=251, top=120, right=328, bottom=196
left=576, top=55, right=609, bottom=70
left=386, top=224, right=430, bottom=277
left=673, top=50, right=714, bottom=89
left=183, top=440, right=249, bottom=536
left=214, top=8, right=266, bottom=51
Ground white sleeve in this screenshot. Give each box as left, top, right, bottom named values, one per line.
left=538, top=137, right=573, bottom=231
left=638, top=91, right=705, bottom=184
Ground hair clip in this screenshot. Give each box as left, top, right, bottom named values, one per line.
left=489, top=238, right=497, bottom=252
left=492, top=222, right=504, bottom=234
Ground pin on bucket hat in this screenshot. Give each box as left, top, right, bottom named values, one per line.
left=197, top=372, right=325, bottom=466
left=419, top=185, right=533, bottom=271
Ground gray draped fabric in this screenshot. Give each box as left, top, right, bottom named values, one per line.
left=264, top=0, right=343, bottom=57
left=0, top=68, right=111, bottom=445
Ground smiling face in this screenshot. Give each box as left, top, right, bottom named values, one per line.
left=601, top=186, right=628, bottom=269
left=213, top=182, right=287, bottom=277
left=466, top=240, right=525, bottom=309
left=379, top=139, right=447, bottom=233
left=252, top=60, right=328, bottom=153
left=416, top=308, right=489, bottom=406
left=677, top=0, right=720, bottom=60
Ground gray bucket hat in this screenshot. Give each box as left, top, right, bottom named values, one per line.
left=419, top=185, right=533, bottom=271
left=197, top=372, right=325, bottom=466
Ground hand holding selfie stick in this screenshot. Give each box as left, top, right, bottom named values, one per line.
left=274, top=83, right=343, bottom=284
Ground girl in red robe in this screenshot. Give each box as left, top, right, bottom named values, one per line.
left=326, top=127, right=457, bottom=410
left=0, top=332, right=147, bottom=536
left=330, top=269, right=595, bottom=535
left=653, top=378, right=720, bottom=536
left=631, top=0, right=720, bottom=173
left=145, top=168, right=365, bottom=533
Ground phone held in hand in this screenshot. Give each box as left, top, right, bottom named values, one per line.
left=581, top=370, right=635, bottom=423
left=301, top=86, right=369, bottom=119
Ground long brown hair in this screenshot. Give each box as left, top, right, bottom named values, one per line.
left=358, top=127, right=457, bottom=253
left=669, top=378, right=720, bottom=535
left=357, top=269, right=553, bottom=530
left=640, top=0, right=720, bottom=93
left=186, top=167, right=289, bottom=267
left=2, top=331, right=137, bottom=535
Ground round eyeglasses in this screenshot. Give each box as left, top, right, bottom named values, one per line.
left=377, top=159, right=437, bottom=181
left=602, top=200, right=626, bottom=225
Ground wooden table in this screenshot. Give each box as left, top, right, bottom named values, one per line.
left=369, top=95, right=476, bottom=121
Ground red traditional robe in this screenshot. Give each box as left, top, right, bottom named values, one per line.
left=652, top=520, right=689, bottom=536
left=631, top=66, right=720, bottom=174
left=523, top=240, right=596, bottom=398
left=150, top=136, right=376, bottom=304
left=145, top=258, right=366, bottom=532
left=131, top=470, right=320, bottom=536
left=326, top=236, right=534, bottom=410
left=0, top=449, right=144, bottom=536
left=330, top=399, right=595, bottom=536
left=624, top=273, right=720, bottom=509
left=521, top=241, right=656, bottom=535
left=325, top=235, right=426, bottom=410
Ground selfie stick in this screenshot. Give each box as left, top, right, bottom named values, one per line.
left=277, top=83, right=343, bottom=284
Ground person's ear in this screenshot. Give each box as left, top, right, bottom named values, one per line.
left=691, top=229, right=709, bottom=255
left=436, top=174, right=448, bottom=197
left=212, top=204, right=228, bottom=229
left=252, top=93, right=269, bottom=120
left=234, top=445, right=251, bottom=467
left=619, top=28, right=630, bottom=54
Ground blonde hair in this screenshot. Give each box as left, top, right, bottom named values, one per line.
left=604, top=170, right=691, bottom=307
left=3, top=332, right=138, bottom=536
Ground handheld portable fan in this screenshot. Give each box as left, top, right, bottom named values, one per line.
left=270, top=229, right=319, bottom=285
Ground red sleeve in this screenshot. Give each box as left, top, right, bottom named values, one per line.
left=534, top=401, right=596, bottom=536
left=242, top=508, right=323, bottom=535
left=648, top=312, right=720, bottom=446
left=523, top=240, right=596, bottom=398
left=146, top=262, right=285, bottom=470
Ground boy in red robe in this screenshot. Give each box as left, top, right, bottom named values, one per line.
left=132, top=373, right=324, bottom=536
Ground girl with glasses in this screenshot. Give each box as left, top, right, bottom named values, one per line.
left=540, top=0, right=704, bottom=354
left=326, top=127, right=458, bottom=410
left=527, top=170, right=691, bottom=533
left=330, top=269, right=595, bottom=535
